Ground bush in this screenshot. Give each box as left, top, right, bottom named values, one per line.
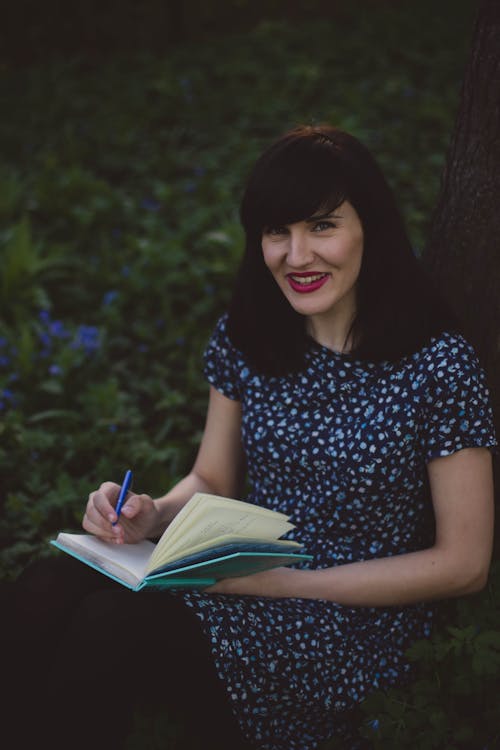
left=359, top=563, right=500, bottom=750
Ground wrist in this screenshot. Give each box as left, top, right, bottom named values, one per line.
left=151, top=495, right=185, bottom=533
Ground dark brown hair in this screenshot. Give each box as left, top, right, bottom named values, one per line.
left=227, top=124, right=459, bottom=374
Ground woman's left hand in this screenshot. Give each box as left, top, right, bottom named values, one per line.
left=205, top=566, right=306, bottom=598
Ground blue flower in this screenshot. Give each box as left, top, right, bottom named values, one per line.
left=49, top=320, right=70, bottom=339
left=1, top=388, right=16, bottom=410
left=49, top=364, right=63, bottom=376
left=0, top=354, right=10, bottom=367
left=38, top=332, right=52, bottom=348
left=71, top=325, right=100, bottom=354
left=368, top=718, right=380, bottom=732
left=103, top=290, right=119, bottom=306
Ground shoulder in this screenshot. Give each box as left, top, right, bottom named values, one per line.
left=203, top=313, right=254, bottom=400
left=205, top=313, right=247, bottom=364
left=406, top=332, right=497, bottom=458
left=407, top=330, right=491, bottom=406
left=407, top=330, right=482, bottom=379
left=377, top=330, right=490, bottom=404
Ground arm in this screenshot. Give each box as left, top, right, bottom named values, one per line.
left=150, top=386, right=246, bottom=535
left=83, top=386, right=245, bottom=543
left=208, top=447, right=495, bottom=606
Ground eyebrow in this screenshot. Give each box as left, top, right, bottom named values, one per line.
left=306, top=210, right=342, bottom=223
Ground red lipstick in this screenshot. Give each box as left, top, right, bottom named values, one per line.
left=286, top=272, right=329, bottom=294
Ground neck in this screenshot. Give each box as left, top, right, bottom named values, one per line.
left=306, top=306, right=356, bottom=354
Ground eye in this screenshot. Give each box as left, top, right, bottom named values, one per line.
left=312, top=220, right=335, bottom=232
left=264, top=225, right=289, bottom=237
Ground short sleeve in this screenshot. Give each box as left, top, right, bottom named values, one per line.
left=202, top=314, right=243, bottom=401
left=418, top=333, right=497, bottom=461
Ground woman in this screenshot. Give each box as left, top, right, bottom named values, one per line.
left=5, top=125, right=496, bottom=750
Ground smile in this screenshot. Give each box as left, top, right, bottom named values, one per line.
left=286, top=273, right=330, bottom=293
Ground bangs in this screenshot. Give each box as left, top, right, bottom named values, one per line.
left=241, top=134, right=350, bottom=234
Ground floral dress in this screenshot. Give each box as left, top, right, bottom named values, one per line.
left=181, top=314, right=497, bottom=750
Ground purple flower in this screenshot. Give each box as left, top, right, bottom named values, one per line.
left=49, top=364, right=63, bottom=376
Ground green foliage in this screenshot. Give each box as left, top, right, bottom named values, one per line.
left=359, top=563, right=500, bottom=749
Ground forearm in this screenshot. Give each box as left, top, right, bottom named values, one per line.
left=150, top=471, right=222, bottom=537
left=212, top=545, right=489, bottom=606
left=294, top=545, right=489, bottom=606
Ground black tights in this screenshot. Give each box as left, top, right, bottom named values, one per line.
left=3, top=556, right=254, bottom=750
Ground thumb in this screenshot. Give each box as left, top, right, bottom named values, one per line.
left=121, top=492, right=151, bottom=519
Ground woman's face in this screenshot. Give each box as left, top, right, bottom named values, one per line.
left=261, top=200, right=364, bottom=340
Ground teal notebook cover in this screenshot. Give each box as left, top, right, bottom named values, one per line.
left=51, top=539, right=312, bottom=592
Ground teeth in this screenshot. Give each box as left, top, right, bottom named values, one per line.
left=291, top=274, right=326, bottom=285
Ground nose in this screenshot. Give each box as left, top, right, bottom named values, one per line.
left=286, top=227, right=314, bottom=268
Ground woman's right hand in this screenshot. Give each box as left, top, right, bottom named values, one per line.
left=83, top=481, right=161, bottom=545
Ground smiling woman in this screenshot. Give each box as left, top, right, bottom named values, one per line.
left=261, top=201, right=364, bottom=352
left=228, top=125, right=458, bottom=374
left=4, top=124, right=497, bottom=750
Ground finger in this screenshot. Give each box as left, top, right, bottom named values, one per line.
left=120, top=492, right=149, bottom=519
left=82, top=510, right=122, bottom=543
left=85, top=484, right=124, bottom=535
left=91, top=484, right=121, bottom=521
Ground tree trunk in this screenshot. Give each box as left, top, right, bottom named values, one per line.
left=422, top=0, right=500, bottom=554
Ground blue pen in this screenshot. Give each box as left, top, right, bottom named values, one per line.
left=112, top=469, right=133, bottom=525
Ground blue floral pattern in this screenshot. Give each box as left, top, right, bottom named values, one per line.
left=182, top=314, right=497, bottom=749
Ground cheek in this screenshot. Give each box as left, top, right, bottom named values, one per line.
left=342, top=238, right=363, bottom=278
left=261, top=242, right=280, bottom=273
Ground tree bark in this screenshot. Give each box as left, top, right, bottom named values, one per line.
left=422, top=0, right=500, bottom=553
